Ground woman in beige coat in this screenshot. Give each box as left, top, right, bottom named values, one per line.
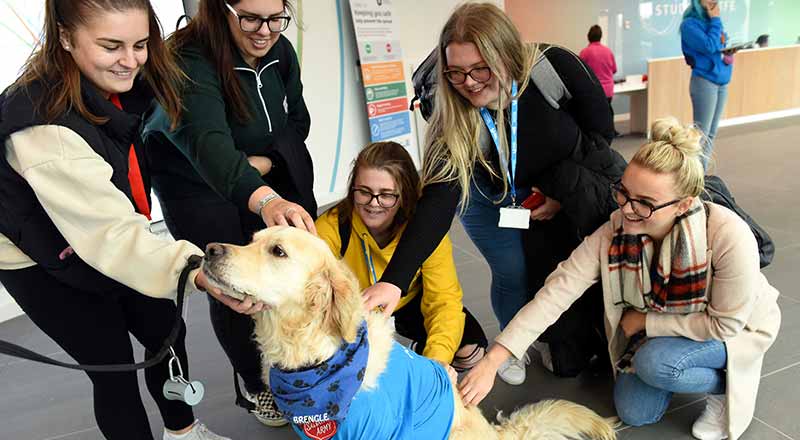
left=459, top=117, right=781, bottom=440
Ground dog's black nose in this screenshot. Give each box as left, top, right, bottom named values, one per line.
left=205, top=243, right=226, bottom=260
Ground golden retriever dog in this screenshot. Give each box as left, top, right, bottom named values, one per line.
left=202, top=226, right=617, bottom=440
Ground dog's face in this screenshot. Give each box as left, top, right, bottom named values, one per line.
left=201, top=226, right=363, bottom=342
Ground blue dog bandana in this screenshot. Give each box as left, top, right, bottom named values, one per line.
left=270, top=322, right=369, bottom=425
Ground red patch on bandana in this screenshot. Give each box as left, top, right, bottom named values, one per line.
left=302, top=420, right=338, bottom=440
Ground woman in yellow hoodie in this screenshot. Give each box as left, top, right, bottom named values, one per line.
left=316, top=141, right=487, bottom=370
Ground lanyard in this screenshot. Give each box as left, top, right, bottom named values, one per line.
left=360, top=237, right=378, bottom=286
left=479, top=80, right=519, bottom=204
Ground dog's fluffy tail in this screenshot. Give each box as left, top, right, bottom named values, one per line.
left=495, top=399, right=619, bottom=440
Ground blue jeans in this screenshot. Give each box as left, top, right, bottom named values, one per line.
left=614, top=336, right=727, bottom=427
left=458, top=173, right=530, bottom=330
left=690, top=75, right=729, bottom=170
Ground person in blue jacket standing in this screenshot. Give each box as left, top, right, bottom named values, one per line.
left=681, top=0, right=733, bottom=170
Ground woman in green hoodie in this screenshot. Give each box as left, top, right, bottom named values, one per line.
left=142, top=0, right=313, bottom=427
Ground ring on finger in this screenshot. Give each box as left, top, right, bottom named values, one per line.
left=286, top=207, right=296, bottom=216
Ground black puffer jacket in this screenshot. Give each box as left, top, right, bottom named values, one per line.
left=381, top=46, right=627, bottom=291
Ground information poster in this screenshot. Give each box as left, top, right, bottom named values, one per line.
left=348, top=0, right=416, bottom=158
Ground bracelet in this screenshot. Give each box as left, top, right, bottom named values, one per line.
left=256, top=193, right=282, bottom=215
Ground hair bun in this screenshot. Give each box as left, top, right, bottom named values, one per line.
left=650, top=117, right=703, bottom=158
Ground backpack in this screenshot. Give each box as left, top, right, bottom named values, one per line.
left=701, top=175, right=775, bottom=268
left=409, top=44, right=594, bottom=120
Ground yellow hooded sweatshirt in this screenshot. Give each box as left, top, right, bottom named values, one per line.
left=315, top=207, right=466, bottom=364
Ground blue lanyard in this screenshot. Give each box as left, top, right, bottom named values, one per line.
left=479, top=80, right=519, bottom=204
left=360, top=237, right=378, bottom=286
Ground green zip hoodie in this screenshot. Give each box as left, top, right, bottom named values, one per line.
left=143, top=35, right=311, bottom=210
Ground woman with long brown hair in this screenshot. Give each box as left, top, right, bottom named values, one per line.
left=316, top=142, right=488, bottom=373
left=142, top=0, right=314, bottom=427
left=0, top=0, right=245, bottom=439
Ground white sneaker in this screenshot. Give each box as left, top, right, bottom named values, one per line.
left=692, top=394, right=728, bottom=440
left=163, top=421, right=231, bottom=440
left=497, top=352, right=530, bottom=385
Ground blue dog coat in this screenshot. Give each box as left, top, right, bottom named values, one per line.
left=291, top=341, right=455, bottom=440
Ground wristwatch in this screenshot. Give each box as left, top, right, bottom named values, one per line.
left=256, top=193, right=282, bottom=214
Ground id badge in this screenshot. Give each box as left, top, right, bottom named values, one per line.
left=498, top=206, right=531, bottom=229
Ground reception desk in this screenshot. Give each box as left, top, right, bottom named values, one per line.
left=645, top=44, right=800, bottom=132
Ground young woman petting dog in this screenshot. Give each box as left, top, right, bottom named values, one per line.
left=142, top=0, right=315, bottom=427
left=361, top=2, right=626, bottom=385
left=460, top=118, right=782, bottom=440
left=315, top=141, right=488, bottom=372
left=0, top=1, right=249, bottom=439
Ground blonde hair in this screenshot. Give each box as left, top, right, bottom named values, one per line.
left=632, top=117, right=706, bottom=198
left=421, top=2, right=540, bottom=209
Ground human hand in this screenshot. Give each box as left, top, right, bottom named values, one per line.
left=247, top=155, right=273, bottom=176
left=195, top=270, right=266, bottom=315
left=706, top=1, right=720, bottom=18
left=529, top=187, right=561, bottom=221
left=620, top=309, right=647, bottom=337
left=361, top=282, right=401, bottom=317
left=58, top=246, right=74, bottom=260
left=260, top=198, right=317, bottom=235
left=458, top=344, right=511, bottom=406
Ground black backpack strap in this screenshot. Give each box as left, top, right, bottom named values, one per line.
left=338, top=211, right=352, bottom=257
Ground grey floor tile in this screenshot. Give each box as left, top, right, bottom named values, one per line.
left=617, top=398, right=794, bottom=439
left=754, top=364, right=800, bottom=438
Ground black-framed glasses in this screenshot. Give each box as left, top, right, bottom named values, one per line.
left=225, top=3, right=291, bottom=33
left=443, top=66, right=493, bottom=85
left=611, top=181, right=681, bottom=219
left=352, top=188, right=399, bottom=208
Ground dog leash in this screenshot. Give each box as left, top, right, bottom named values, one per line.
left=0, top=255, right=201, bottom=373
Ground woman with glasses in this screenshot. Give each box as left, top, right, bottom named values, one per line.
left=316, top=142, right=488, bottom=373
left=142, top=0, right=314, bottom=427
left=460, top=117, right=781, bottom=440
left=362, top=2, right=626, bottom=385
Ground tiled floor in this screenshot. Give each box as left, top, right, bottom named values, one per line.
left=1, top=116, right=798, bottom=439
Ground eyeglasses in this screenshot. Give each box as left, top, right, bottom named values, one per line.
left=611, top=181, right=681, bottom=219
left=443, top=66, right=492, bottom=85
left=352, top=188, right=400, bottom=208
left=225, top=3, right=291, bottom=33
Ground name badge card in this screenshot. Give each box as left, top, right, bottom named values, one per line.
left=498, top=206, right=530, bottom=229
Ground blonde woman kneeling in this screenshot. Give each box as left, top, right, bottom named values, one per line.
left=459, top=118, right=781, bottom=440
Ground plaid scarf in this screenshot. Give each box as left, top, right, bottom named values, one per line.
left=608, top=199, right=710, bottom=373
left=608, top=198, right=709, bottom=313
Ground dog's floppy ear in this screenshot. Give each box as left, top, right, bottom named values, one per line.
left=308, top=255, right=363, bottom=343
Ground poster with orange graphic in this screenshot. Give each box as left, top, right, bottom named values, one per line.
left=349, top=0, right=415, bottom=160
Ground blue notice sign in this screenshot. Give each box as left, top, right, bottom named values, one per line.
left=368, top=112, right=411, bottom=142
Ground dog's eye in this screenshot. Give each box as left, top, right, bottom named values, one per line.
left=270, top=245, right=287, bottom=258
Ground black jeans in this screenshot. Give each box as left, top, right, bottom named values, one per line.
left=158, top=193, right=267, bottom=394
left=393, top=290, right=488, bottom=357
left=0, top=266, right=194, bottom=439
